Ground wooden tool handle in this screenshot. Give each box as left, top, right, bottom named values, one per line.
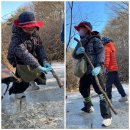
left=51, top=69, right=64, bottom=88
left=2, top=61, right=22, bottom=83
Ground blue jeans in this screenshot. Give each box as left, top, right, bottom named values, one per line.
left=106, top=71, right=126, bottom=99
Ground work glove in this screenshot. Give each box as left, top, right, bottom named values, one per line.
left=92, top=66, right=101, bottom=76
left=76, top=47, right=85, bottom=55
left=44, top=63, right=52, bottom=68
left=37, top=66, right=52, bottom=74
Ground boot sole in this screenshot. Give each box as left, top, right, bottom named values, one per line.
left=16, top=95, right=26, bottom=99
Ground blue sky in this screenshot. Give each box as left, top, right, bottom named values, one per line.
left=66, top=1, right=110, bottom=48
left=1, top=1, right=30, bottom=21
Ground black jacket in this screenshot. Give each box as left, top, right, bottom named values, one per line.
left=73, top=31, right=104, bottom=75
left=7, top=26, right=47, bottom=68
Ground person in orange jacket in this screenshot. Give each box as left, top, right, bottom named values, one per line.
left=102, top=37, right=128, bottom=102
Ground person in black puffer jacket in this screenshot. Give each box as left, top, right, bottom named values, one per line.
left=73, top=21, right=112, bottom=127
left=7, top=12, right=52, bottom=99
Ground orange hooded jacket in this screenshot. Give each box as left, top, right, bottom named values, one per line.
left=104, top=42, right=118, bottom=72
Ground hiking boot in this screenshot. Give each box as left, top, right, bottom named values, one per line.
left=15, top=93, right=25, bottom=99
left=81, top=101, right=94, bottom=113
left=30, top=81, right=39, bottom=90
left=81, top=106, right=94, bottom=113
left=119, top=96, right=128, bottom=102
left=102, top=118, right=112, bottom=127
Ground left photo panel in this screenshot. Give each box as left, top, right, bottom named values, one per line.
left=1, top=1, right=64, bottom=129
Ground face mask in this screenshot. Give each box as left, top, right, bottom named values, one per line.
left=78, top=29, right=86, bottom=37
left=23, top=27, right=36, bottom=35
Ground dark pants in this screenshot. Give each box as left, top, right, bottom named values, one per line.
left=79, top=74, right=111, bottom=119
left=9, top=70, right=29, bottom=95
left=9, top=70, right=46, bottom=95
left=106, top=71, right=126, bottom=99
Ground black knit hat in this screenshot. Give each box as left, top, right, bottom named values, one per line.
left=14, top=11, right=43, bottom=28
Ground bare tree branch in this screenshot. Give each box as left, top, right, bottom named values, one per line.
left=66, top=1, right=73, bottom=51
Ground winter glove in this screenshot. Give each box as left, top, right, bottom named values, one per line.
left=44, top=63, right=52, bottom=68
left=92, top=66, right=101, bottom=76
left=37, top=66, right=52, bottom=74
left=76, top=47, right=85, bottom=55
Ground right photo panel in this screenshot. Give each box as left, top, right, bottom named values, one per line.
left=66, top=1, right=129, bottom=129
